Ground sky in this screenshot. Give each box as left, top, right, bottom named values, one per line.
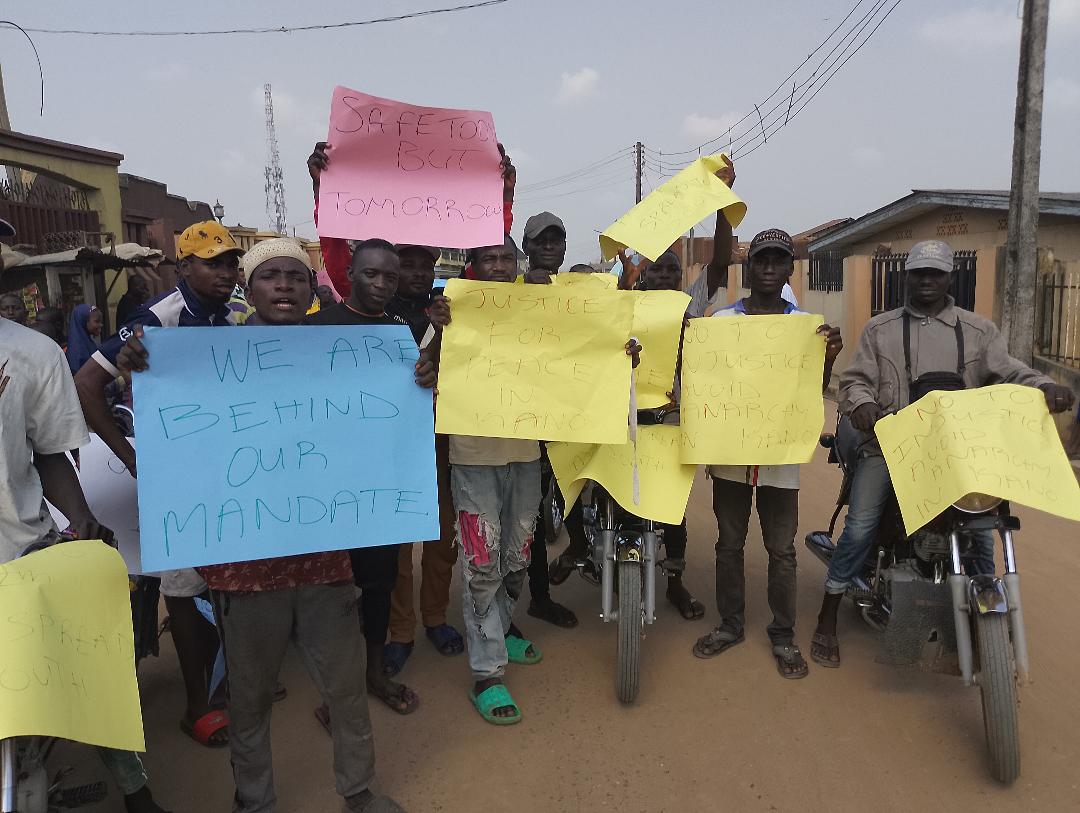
left=3, top=0, right=1080, bottom=265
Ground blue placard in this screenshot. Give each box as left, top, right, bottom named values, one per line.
left=132, top=325, right=438, bottom=571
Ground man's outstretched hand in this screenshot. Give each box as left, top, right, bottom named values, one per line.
left=850, top=402, right=883, bottom=432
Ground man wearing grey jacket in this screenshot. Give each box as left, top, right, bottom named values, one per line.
left=810, top=239, right=1075, bottom=667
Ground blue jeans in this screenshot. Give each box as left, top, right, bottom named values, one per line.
left=451, top=461, right=542, bottom=680
left=825, top=453, right=995, bottom=595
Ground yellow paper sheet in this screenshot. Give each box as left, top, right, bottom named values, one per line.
left=435, top=278, right=636, bottom=443
left=680, top=314, right=825, bottom=464
left=599, top=154, right=747, bottom=262
left=548, top=425, right=697, bottom=524
left=0, top=541, right=145, bottom=751
left=630, top=289, right=691, bottom=408
left=551, top=272, right=618, bottom=289
left=875, top=384, right=1080, bottom=534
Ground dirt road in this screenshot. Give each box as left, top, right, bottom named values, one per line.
left=67, top=409, right=1080, bottom=812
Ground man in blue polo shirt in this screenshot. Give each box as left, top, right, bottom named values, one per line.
left=692, top=228, right=842, bottom=680
left=75, top=221, right=241, bottom=749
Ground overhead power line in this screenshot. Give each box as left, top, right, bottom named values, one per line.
left=22, top=0, right=510, bottom=36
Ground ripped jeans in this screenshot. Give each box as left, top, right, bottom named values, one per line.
left=451, top=461, right=542, bottom=680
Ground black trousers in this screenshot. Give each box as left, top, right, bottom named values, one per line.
left=349, top=544, right=400, bottom=647
left=711, top=477, right=799, bottom=645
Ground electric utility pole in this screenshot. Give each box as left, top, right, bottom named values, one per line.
left=1000, top=0, right=1050, bottom=364
left=634, top=141, right=643, bottom=203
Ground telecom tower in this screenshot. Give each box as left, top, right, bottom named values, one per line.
left=263, top=83, right=287, bottom=235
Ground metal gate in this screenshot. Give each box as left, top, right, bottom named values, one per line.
left=871, top=249, right=977, bottom=315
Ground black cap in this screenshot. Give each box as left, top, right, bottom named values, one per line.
left=748, top=228, right=795, bottom=259
left=0, top=219, right=15, bottom=238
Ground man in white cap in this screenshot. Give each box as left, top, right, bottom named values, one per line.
left=810, top=239, right=1075, bottom=668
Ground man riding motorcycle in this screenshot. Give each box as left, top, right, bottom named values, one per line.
left=809, top=239, right=1076, bottom=668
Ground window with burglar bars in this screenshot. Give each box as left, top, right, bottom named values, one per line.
left=871, top=250, right=977, bottom=315
left=809, top=251, right=844, bottom=292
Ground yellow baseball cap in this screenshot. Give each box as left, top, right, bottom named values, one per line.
left=177, top=221, right=243, bottom=260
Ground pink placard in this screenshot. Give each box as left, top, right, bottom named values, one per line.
left=317, top=86, right=504, bottom=249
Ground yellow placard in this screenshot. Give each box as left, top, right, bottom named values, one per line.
left=551, top=272, right=619, bottom=289
left=680, top=314, right=825, bottom=464
left=631, top=289, right=691, bottom=408
left=548, top=425, right=697, bottom=524
left=0, top=541, right=145, bottom=751
left=599, top=154, right=746, bottom=262
left=875, top=384, right=1080, bottom=534
left=435, top=278, right=636, bottom=443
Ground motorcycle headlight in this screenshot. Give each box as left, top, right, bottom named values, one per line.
left=952, top=492, right=1003, bottom=514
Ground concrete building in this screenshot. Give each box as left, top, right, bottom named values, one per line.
left=807, top=190, right=1080, bottom=394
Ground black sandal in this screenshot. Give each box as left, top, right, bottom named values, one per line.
left=810, top=632, right=840, bottom=668
left=667, top=582, right=705, bottom=620
left=527, top=597, right=578, bottom=628
left=692, top=627, right=745, bottom=658
left=773, top=643, right=809, bottom=679
left=548, top=553, right=579, bottom=586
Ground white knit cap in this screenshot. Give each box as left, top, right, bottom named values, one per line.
left=242, top=238, right=313, bottom=282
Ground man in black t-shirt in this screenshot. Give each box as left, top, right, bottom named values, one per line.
left=307, top=239, right=422, bottom=717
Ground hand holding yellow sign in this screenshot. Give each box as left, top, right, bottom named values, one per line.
left=435, top=279, right=636, bottom=444
left=599, top=154, right=746, bottom=262
left=631, top=289, right=691, bottom=408
left=875, top=384, right=1080, bottom=534
left=548, top=425, right=697, bottom=524
left=680, top=314, right=826, bottom=464
left=0, top=541, right=145, bottom=751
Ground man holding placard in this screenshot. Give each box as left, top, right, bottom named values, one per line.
left=692, top=229, right=842, bottom=680
left=76, top=221, right=242, bottom=750
left=810, top=239, right=1075, bottom=668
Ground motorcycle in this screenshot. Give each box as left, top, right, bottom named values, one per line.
left=805, top=416, right=1027, bottom=784
left=556, top=407, right=680, bottom=704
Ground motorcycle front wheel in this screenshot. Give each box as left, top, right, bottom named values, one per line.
left=615, top=561, right=642, bottom=704
left=976, top=612, right=1020, bottom=784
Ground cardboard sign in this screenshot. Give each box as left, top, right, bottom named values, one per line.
left=876, top=384, right=1080, bottom=534
left=0, top=541, right=145, bottom=751
left=680, top=314, right=825, bottom=464
left=434, top=279, right=636, bottom=444
left=132, top=326, right=439, bottom=571
left=317, top=86, right=504, bottom=248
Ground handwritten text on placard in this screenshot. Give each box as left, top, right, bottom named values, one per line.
left=435, top=279, right=635, bottom=444
left=875, top=384, right=1080, bottom=534
left=317, top=86, right=503, bottom=248
left=680, top=314, right=825, bottom=465
left=133, top=326, right=439, bottom=571
left=0, top=541, right=145, bottom=751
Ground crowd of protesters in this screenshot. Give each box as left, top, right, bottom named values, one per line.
left=0, top=136, right=1074, bottom=813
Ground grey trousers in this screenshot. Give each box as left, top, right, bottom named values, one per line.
left=213, top=584, right=374, bottom=813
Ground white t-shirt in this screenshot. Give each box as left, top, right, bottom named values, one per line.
left=0, top=318, right=90, bottom=562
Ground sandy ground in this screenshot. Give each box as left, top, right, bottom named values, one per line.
left=57, top=406, right=1080, bottom=812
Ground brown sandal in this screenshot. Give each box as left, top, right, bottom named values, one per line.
left=810, top=632, right=840, bottom=668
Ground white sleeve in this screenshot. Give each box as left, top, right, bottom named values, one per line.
left=26, top=346, right=90, bottom=455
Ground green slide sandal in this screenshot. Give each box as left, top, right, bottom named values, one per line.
left=470, top=684, right=522, bottom=726
left=505, top=634, right=542, bottom=665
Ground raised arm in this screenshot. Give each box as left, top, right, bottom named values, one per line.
left=308, top=141, right=353, bottom=299
left=706, top=155, right=736, bottom=298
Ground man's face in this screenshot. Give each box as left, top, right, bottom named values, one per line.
left=0, top=294, right=28, bottom=324
left=645, top=253, right=682, bottom=291
left=906, top=267, right=951, bottom=308
left=129, top=277, right=150, bottom=302
left=315, top=285, right=337, bottom=307
left=747, top=248, right=794, bottom=295
left=349, top=249, right=400, bottom=312
left=397, top=248, right=436, bottom=298
left=180, top=252, right=241, bottom=307
left=472, top=239, right=518, bottom=283
left=247, top=258, right=313, bottom=325
left=526, top=226, right=566, bottom=272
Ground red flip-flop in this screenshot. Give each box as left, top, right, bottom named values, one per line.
left=181, top=710, right=229, bottom=748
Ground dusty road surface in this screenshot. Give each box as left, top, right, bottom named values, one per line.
left=60, top=406, right=1080, bottom=812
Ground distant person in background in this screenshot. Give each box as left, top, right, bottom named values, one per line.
left=32, top=306, right=66, bottom=346
left=115, top=275, right=151, bottom=327
left=65, top=304, right=103, bottom=374
left=0, top=292, right=29, bottom=325
left=316, top=284, right=338, bottom=308
left=569, top=263, right=597, bottom=273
